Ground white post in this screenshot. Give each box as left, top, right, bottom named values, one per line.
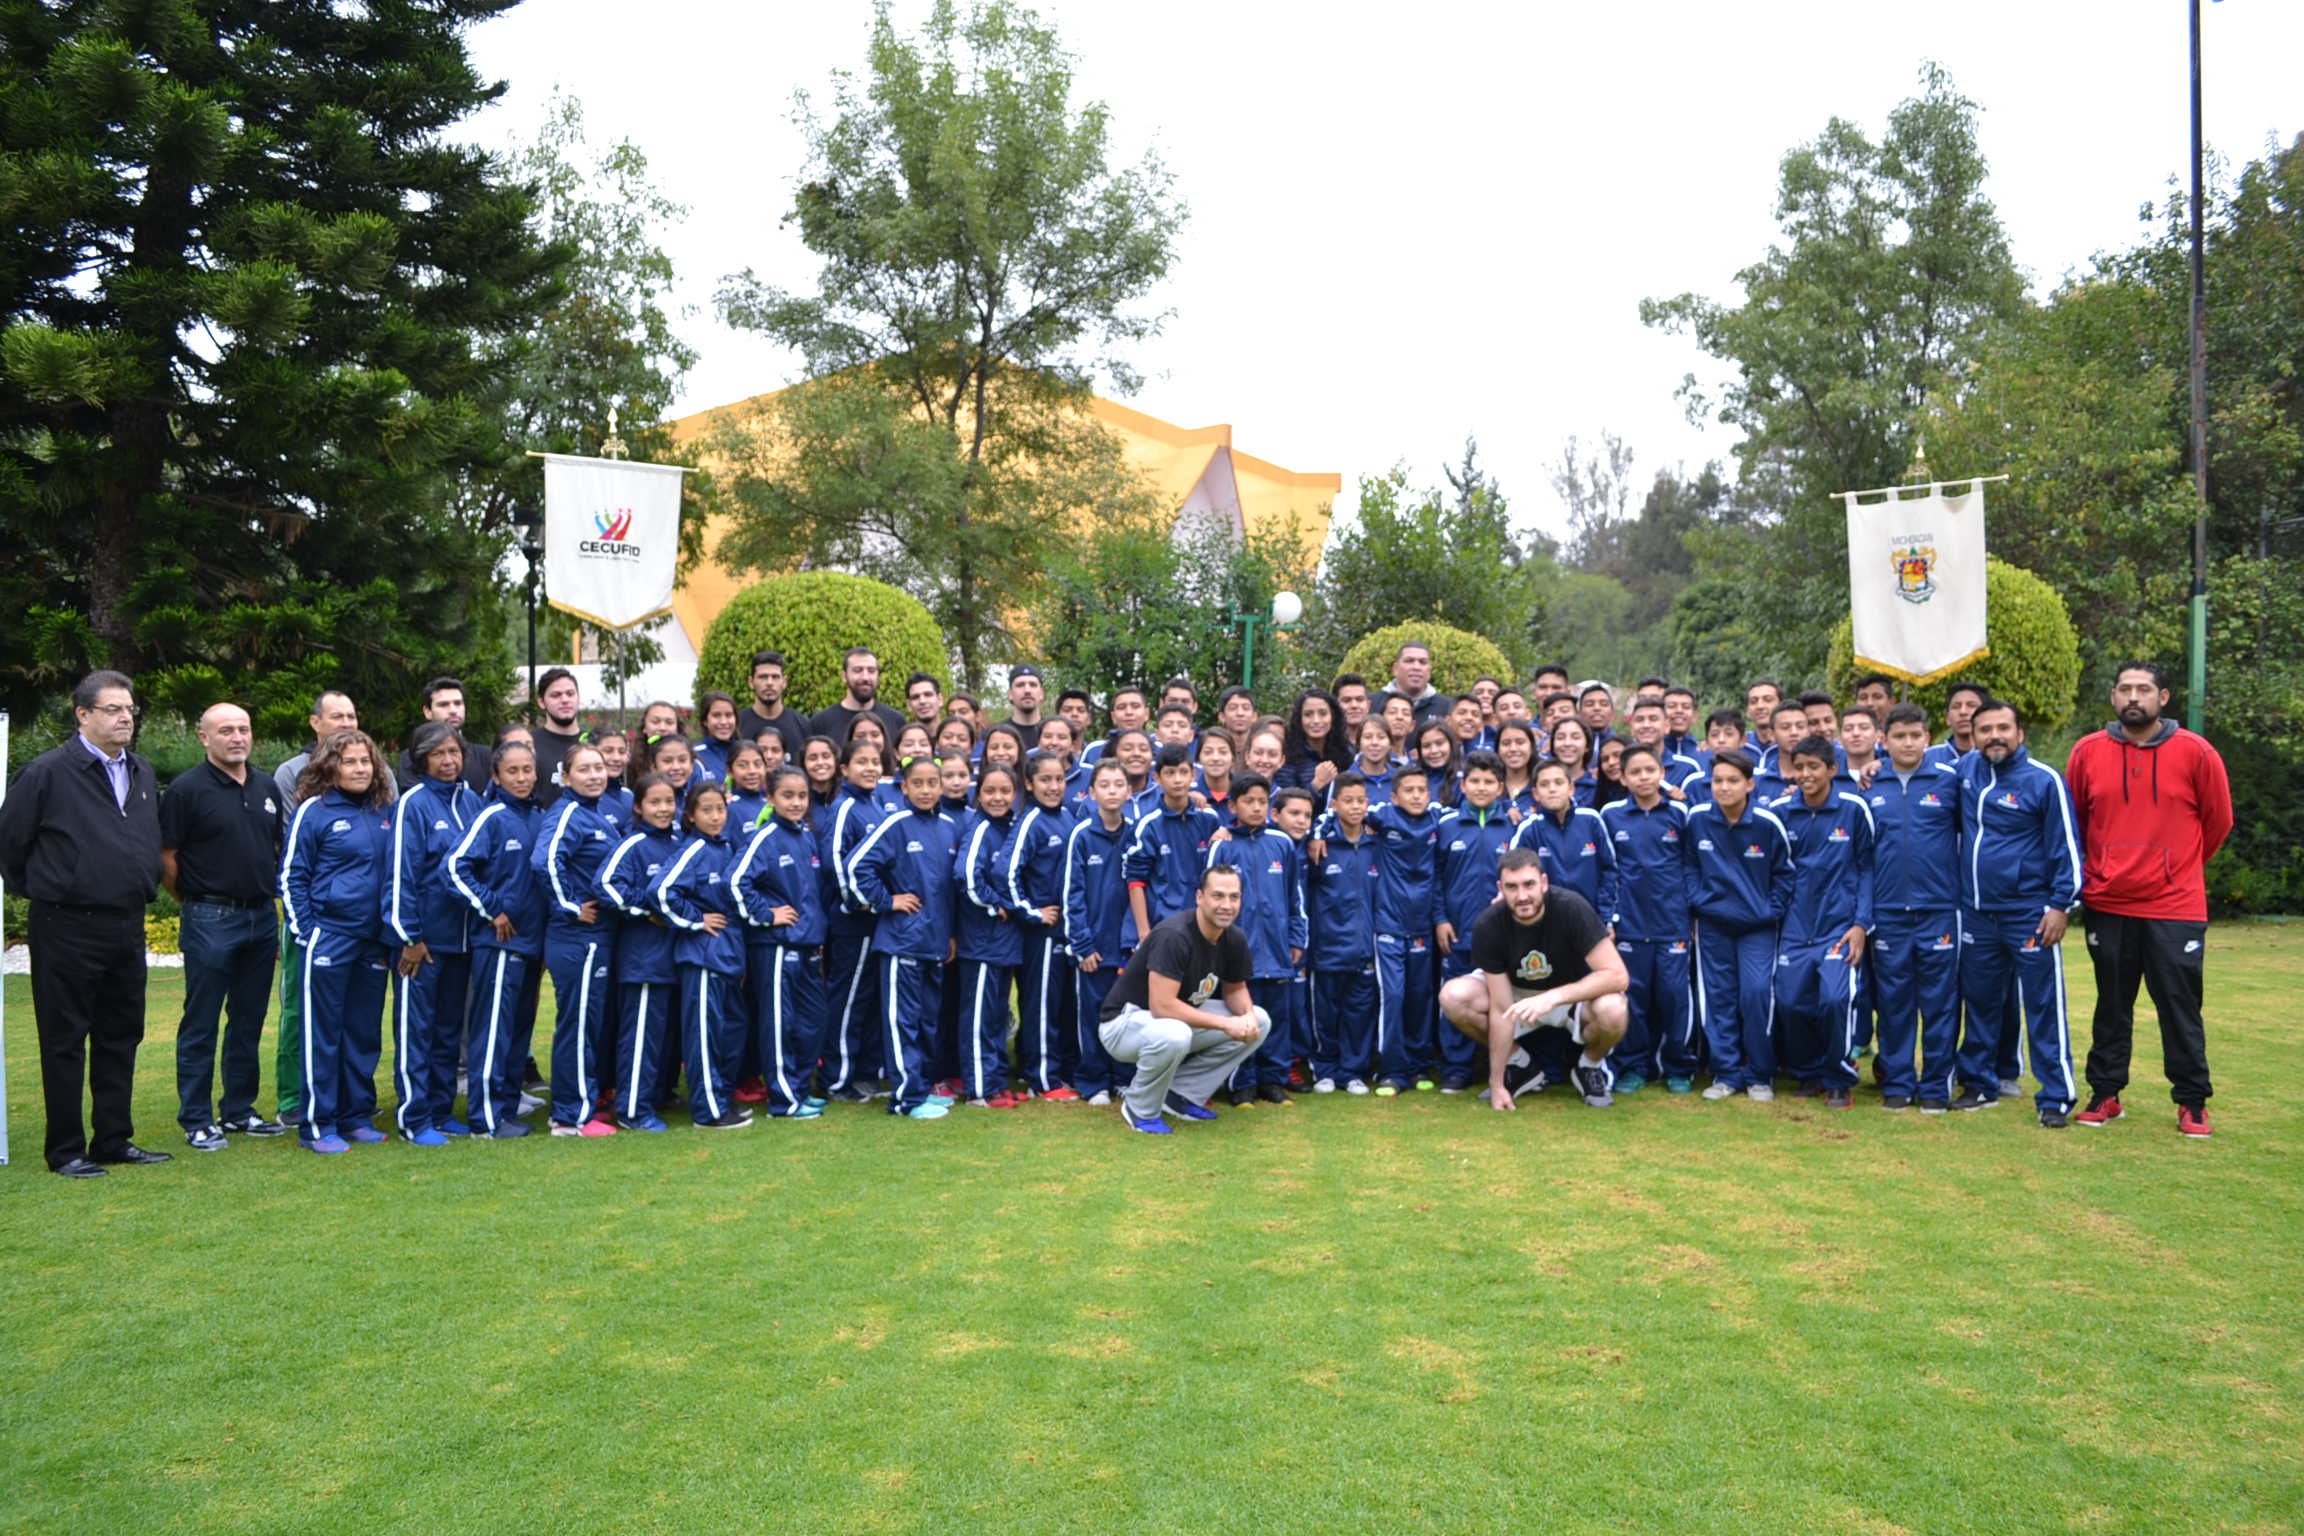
left=1, top=708, right=11, bottom=1167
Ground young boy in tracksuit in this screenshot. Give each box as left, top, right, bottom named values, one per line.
left=954, top=765, right=1026, bottom=1106
left=1306, top=770, right=1381, bottom=1092
left=1205, top=774, right=1307, bottom=1105
left=386, top=723, right=479, bottom=1145
left=655, top=783, right=750, bottom=1129
left=1004, top=750, right=1079, bottom=1099
left=1064, top=758, right=1138, bottom=1106
left=848, top=754, right=963, bottom=1119
left=1601, top=746, right=1700, bottom=1093
left=1125, top=742, right=1223, bottom=941
left=598, top=774, right=683, bottom=1130
left=1338, top=763, right=1450, bottom=1095
left=1271, top=786, right=1320, bottom=1090
left=279, top=747, right=395, bottom=1153
left=732, top=765, right=831, bottom=1120
left=1865, top=704, right=1965, bottom=1110
left=1687, top=751, right=1795, bottom=1101
left=1511, top=761, right=1621, bottom=921
left=1435, top=752, right=1518, bottom=1094
left=449, top=745, right=546, bottom=1137
left=1766, top=737, right=1877, bottom=1109
left=534, top=745, right=622, bottom=1136
left=1954, top=701, right=2083, bottom=1124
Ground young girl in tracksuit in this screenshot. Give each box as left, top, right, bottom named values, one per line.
left=1686, top=752, right=1795, bottom=1100
left=655, top=782, right=750, bottom=1130
left=1004, top=750, right=1078, bottom=1099
left=723, top=741, right=770, bottom=832
left=450, top=741, right=546, bottom=1137
left=822, top=739, right=891, bottom=1099
left=1064, top=758, right=1138, bottom=1106
left=598, top=773, right=683, bottom=1131
left=535, top=743, right=622, bottom=1136
left=733, top=766, right=829, bottom=1119
left=848, top=753, right=961, bottom=1120
left=280, top=729, right=396, bottom=1153
left=387, top=721, right=479, bottom=1145
left=954, top=765, right=1027, bottom=1105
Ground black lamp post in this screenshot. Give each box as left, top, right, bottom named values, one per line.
left=513, top=502, right=544, bottom=709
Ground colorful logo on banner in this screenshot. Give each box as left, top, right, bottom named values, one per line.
left=1891, top=537, right=1938, bottom=604
left=579, top=507, right=641, bottom=561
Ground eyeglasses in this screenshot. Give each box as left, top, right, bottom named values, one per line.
left=86, top=703, right=140, bottom=719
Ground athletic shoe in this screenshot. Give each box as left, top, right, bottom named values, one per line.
left=2039, top=1107, right=2070, bottom=1129
left=1950, top=1090, right=1997, bottom=1112
left=984, top=1090, right=1023, bottom=1109
left=622, top=1114, right=670, bottom=1133
left=1437, top=1076, right=1470, bottom=1095
left=1665, top=1077, right=1695, bottom=1094
left=925, top=1093, right=956, bottom=1108
left=1372, top=1081, right=1402, bottom=1098
left=903, top=1102, right=950, bottom=1121
left=344, top=1125, right=387, bottom=1144
left=548, top=1122, right=583, bottom=1137
left=1122, top=1105, right=1171, bottom=1134
left=1164, top=1092, right=1219, bottom=1122
left=1312, top=1077, right=1337, bottom=1094
left=2177, top=1104, right=2213, bottom=1138
left=1414, top=1077, right=1437, bottom=1092
left=1500, top=1051, right=1548, bottom=1097
left=1796, top=1081, right=1828, bottom=1099
left=1256, top=1083, right=1292, bottom=1105
left=304, top=1135, right=350, bottom=1154
left=490, top=1119, right=532, bottom=1138
left=1998, top=1077, right=2024, bottom=1098
left=733, top=1077, right=768, bottom=1105
left=1086, top=1091, right=1112, bottom=1106
left=1572, top=1064, right=1613, bottom=1108
left=185, top=1125, right=228, bottom=1152
left=516, top=1091, right=545, bottom=1117
left=522, top=1061, right=548, bottom=1094
left=1226, top=1086, right=1255, bottom=1108
left=1041, top=1086, right=1082, bottom=1103
left=778, top=1104, right=824, bottom=1120
left=1917, top=1100, right=1949, bottom=1116
left=1746, top=1083, right=1775, bottom=1103
left=276, top=1109, right=304, bottom=1129
left=2075, top=1095, right=2125, bottom=1127
left=828, top=1085, right=871, bottom=1103
left=934, top=1077, right=964, bottom=1100
left=1882, top=1095, right=1913, bottom=1111
left=1287, top=1064, right=1313, bottom=1092
left=802, top=1095, right=831, bottom=1111
left=218, top=1114, right=287, bottom=1138
left=407, top=1127, right=450, bottom=1147
left=578, top=1116, right=618, bottom=1137
left=1615, top=1073, right=1646, bottom=1095
left=697, top=1112, right=752, bottom=1130
left=964, top=1097, right=992, bottom=1108
left=438, top=1119, right=471, bottom=1137
left=1344, top=1078, right=1370, bottom=1096
left=1826, top=1087, right=1853, bottom=1110
left=1700, top=1081, right=1737, bottom=1100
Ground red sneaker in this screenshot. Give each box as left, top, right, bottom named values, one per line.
left=1040, top=1085, right=1082, bottom=1103
left=2177, top=1104, right=2213, bottom=1138
left=2074, top=1095, right=2124, bottom=1127
left=578, top=1116, right=619, bottom=1137
left=985, top=1090, right=1024, bottom=1109
left=732, top=1077, right=768, bottom=1105
left=934, top=1077, right=965, bottom=1100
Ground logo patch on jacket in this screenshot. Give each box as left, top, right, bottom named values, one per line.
left=1828, top=827, right=1850, bottom=842
left=1743, top=843, right=1765, bottom=858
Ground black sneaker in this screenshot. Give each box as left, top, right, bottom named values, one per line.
left=522, top=1059, right=547, bottom=1094
left=1572, top=1063, right=1614, bottom=1108
left=1255, top=1083, right=1292, bottom=1106
left=1949, top=1089, right=1997, bottom=1112
left=2038, top=1107, right=2070, bottom=1129
left=827, top=1085, right=871, bottom=1103
left=696, top=1112, right=752, bottom=1130
left=1881, top=1094, right=1913, bottom=1111
left=1797, top=1080, right=1828, bottom=1099
left=185, top=1124, right=228, bottom=1152
left=1227, top=1085, right=1255, bottom=1107
left=219, top=1113, right=288, bottom=1138
left=1917, top=1099, right=1950, bottom=1116
left=1825, top=1086, right=1853, bottom=1110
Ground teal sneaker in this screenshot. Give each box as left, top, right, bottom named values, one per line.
left=904, top=1102, right=950, bottom=1120
left=1665, top=1076, right=1696, bottom=1094
left=1615, top=1073, right=1647, bottom=1095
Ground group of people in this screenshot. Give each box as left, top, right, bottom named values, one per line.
left=0, top=638, right=2233, bottom=1171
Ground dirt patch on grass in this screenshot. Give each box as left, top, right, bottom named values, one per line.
left=1386, top=1335, right=1481, bottom=1402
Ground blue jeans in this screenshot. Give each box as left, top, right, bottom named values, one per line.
left=176, top=901, right=278, bottom=1130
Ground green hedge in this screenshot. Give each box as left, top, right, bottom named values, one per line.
left=1826, top=557, right=2081, bottom=730
left=1340, top=621, right=1515, bottom=698
left=694, top=572, right=949, bottom=716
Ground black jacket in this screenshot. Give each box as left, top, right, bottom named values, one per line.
left=0, top=740, right=164, bottom=910
left=394, top=736, right=493, bottom=796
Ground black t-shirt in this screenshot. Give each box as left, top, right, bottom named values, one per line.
left=1003, top=716, right=1046, bottom=751
left=531, top=724, right=586, bottom=809
left=1101, top=909, right=1254, bottom=1023
left=809, top=701, right=907, bottom=748
left=158, top=760, right=284, bottom=902
left=1468, top=888, right=1608, bottom=997
left=737, top=705, right=808, bottom=762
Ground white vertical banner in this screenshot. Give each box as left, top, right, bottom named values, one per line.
left=540, top=453, right=689, bottom=631
left=1842, top=479, right=1994, bottom=686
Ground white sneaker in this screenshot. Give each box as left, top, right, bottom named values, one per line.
left=1344, top=1078, right=1370, bottom=1096
left=1747, top=1083, right=1776, bottom=1102
left=516, top=1091, right=544, bottom=1116
left=1312, top=1078, right=1337, bottom=1094
left=1086, top=1091, right=1112, bottom=1106
left=1701, top=1081, right=1737, bottom=1100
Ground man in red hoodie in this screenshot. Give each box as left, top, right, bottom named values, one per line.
left=2063, top=662, right=2233, bottom=1137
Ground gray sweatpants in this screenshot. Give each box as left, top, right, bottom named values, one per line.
left=1100, top=1003, right=1270, bottom=1121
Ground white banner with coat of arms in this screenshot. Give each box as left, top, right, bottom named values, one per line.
left=1841, top=479, right=1992, bottom=686
left=540, top=452, right=689, bottom=630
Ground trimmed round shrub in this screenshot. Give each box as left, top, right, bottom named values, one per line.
left=694, top=572, right=949, bottom=717
left=1340, top=621, right=1515, bottom=698
left=1827, top=556, right=2081, bottom=730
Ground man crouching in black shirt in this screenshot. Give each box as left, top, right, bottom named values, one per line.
left=1439, top=848, right=1629, bottom=1110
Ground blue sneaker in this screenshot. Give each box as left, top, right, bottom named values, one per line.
left=1615, top=1073, right=1647, bottom=1095
left=344, top=1125, right=387, bottom=1144
left=904, top=1102, right=950, bottom=1120
left=778, top=1104, right=825, bottom=1120
left=1665, top=1076, right=1696, bottom=1094
left=439, top=1119, right=471, bottom=1137
left=1122, top=1105, right=1173, bottom=1134
left=623, top=1113, right=670, bottom=1133
left=407, top=1127, right=450, bottom=1147
left=305, top=1134, right=350, bottom=1154
left=1163, top=1092, right=1218, bottom=1122
left=490, top=1120, right=532, bottom=1139
left=925, top=1093, right=956, bottom=1107
left=802, top=1096, right=830, bottom=1111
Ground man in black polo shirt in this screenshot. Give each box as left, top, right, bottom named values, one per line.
left=1097, top=865, right=1267, bottom=1133
left=1438, top=848, right=1629, bottom=1110
left=160, top=702, right=289, bottom=1150
left=0, top=670, right=171, bottom=1177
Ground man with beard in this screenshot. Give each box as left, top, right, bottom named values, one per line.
left=738, top=650, right=809, bottom=761
left=809, top=647, right=906, bottom=745
left=2063, top=663, right=2233, bottom=1137
left=530, top=667, right=586, bottom=808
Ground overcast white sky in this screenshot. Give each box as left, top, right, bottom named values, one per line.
left=463, top=0, right=2301, bottom=547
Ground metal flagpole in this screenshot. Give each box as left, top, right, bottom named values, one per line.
left=1, top=709, right=12, bottom=1166
left=2185, top=0, right=2211, bottom=732
left=601, top=407, right=631, bottom=729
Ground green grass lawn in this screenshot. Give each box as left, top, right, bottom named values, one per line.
left=3, top=926, right=2301, bottom=1535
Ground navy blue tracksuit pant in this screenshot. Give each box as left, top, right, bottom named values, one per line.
left=1956, top=909, right=2078, bottom=1112
left=613, top=980, right=674, bottom=1122
left=465, top=949, right=535, bottom=1133
left=1015, top=933, right=1075, bottom=1093
left=1872, top=912, right=1960, bottom=1102
left=754, top=944, right=829, bottom=1116
left=823, top=933, right=884, bottom=1092
left=1228, top=975, right=1299, bottom=1089
left=392, top=949, right=470, bottom=1135
left=680, top=964, right=745, bottom=1123
left=1696, top=920, right=1777, bottom=1090
left=957, top=959, right=1014, bottom=1099
left=1311, top=963, right=1378, bottom=1083
left=1775, top=939, right=1861, bottom=1089
left=297, top=929, right=390, bottom=1142
left=1436, top=951, right=1483, bottom=1082
left=1373, top=932, right=1436, bottom=1086
left=880, top=953, right=945, bottom=1114
left=545, top=931, right=613, bottom=1127
left=1614, top=936, right=1696, bottom=1082
left=1073, top=961, right=1126, bottom=1099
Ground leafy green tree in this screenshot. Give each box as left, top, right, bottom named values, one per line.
left=695, top=572, right=947, bottom=710
left=714, top=0, right=1183, bottom=690
left=0, top=0, right=566, bottom=736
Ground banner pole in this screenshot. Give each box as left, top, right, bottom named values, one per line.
left=2, top=708, right=12, bottom=1167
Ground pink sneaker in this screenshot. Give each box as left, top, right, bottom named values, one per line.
left=578, top=1116, right=619, bottom=1138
